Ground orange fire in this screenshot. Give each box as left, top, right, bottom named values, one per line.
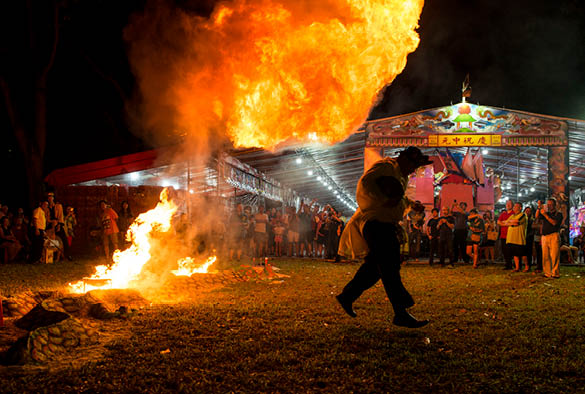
left=171, top=256, right=217, bottom=277
left=69, top=189, right=215, bottom=294
left=127, top=0, right=424, bottom=150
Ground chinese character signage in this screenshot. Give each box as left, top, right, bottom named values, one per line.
left=428, top=134, right=501, bottom=147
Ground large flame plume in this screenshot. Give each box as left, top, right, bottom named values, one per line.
left=69, top=189, right=214, bottom=294
left=125, top=0, right=424, bottom=150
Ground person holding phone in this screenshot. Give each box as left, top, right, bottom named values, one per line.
left=536, top=197, right=563, bottom=278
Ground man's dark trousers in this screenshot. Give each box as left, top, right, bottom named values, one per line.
left=534, top=241, right=543, bottom=271
left=428, top=236, right=439, bottom=265
left=453, top=229, right=469, bottom=264
left=338, top=220, right=414, bottom=313
left=502, top=239, right=513, bottom=269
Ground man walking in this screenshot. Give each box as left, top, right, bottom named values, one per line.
left=336, top=147, right=431, bottom=328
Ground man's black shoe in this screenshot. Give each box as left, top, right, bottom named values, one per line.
left=393, top=311, right=429, bottom=328
left=335, top=295, right=357, bottom=318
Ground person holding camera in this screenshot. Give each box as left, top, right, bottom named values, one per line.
left=466, top=208, right=485, bottom=269
left=536, top=197, right=563, bottom=278
left=504, top=202, right=528, bottom=272
left=532, top=202, right=544, bottom=272
left=437, top=206, right=455, bottom=267
left=336, top=147, right=431, bottom=328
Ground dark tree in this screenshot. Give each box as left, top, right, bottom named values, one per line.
left=1, top=0, right=61, bottom=208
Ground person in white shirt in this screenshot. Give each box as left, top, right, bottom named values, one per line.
left=254, top=206, right=269, bottom=259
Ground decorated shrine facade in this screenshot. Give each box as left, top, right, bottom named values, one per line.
left=366, top=102, right=568, bottom=148
left=364, top=102, right=571, bottom=223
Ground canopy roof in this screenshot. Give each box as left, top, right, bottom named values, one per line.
left=46, top=104, right=585, bottom=215
left=235, top=104, right=585, bottom=211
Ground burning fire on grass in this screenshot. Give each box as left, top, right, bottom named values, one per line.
left=69, top=189, right=215, bottom=294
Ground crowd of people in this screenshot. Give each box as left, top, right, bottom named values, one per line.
left=406, top=197, right=581, bottom=278
left=0, top=192, right=142, bottom=265
left=0, top=192, right=346, bottom=264
left=0, top=192, right=78, bottom=264
left=225, top=200, right=345, bottom=262
left=2, top=189, right=583, bottom=276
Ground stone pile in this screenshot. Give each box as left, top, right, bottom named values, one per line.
left=0, top=266, right=287, bottom=365
left=1, top=290, right=148, bottom=365
left=1, top=291, right=47, bottom=318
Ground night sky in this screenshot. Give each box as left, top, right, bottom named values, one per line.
left=2, top=0, right=585, bottom=208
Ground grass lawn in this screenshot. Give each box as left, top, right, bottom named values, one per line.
left=1, top=258, right=585, bottom=393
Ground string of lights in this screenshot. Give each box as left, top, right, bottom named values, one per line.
left=295, top=147, right=358, bottom=212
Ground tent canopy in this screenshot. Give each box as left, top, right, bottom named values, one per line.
left=45, top=103, right=585, bottom=216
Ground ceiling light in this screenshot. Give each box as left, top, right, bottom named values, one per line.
left=530, top=187, right=535, bottom=192
left=307, top=170, right=313, bottom=176
left=129, top=172, right=139, bottom=181
left=482, top=149, right=489, bottom=155
left=328, top=186, right=332, bottom=190
left=296, top=158, right=302, bottom=164
left=569, top=176, right=572, bottom=181
left=317, top=176, right=322, bottom=181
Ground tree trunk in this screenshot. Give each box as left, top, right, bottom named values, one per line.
left=28, top=76, right=49, bottom=206
left=25, top=151, right=45, bottom=209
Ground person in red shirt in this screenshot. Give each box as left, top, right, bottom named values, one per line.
left=497, top=200, right=514, bottom=270
left=99, top=200, right=119, bottom=261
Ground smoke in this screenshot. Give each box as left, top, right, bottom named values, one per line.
left=133, top=192, right=227, bottom=295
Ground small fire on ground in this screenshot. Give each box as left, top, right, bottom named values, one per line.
left=69, top=189, right=215, bottom=294
left=171, top=256, right=217, bottom=277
